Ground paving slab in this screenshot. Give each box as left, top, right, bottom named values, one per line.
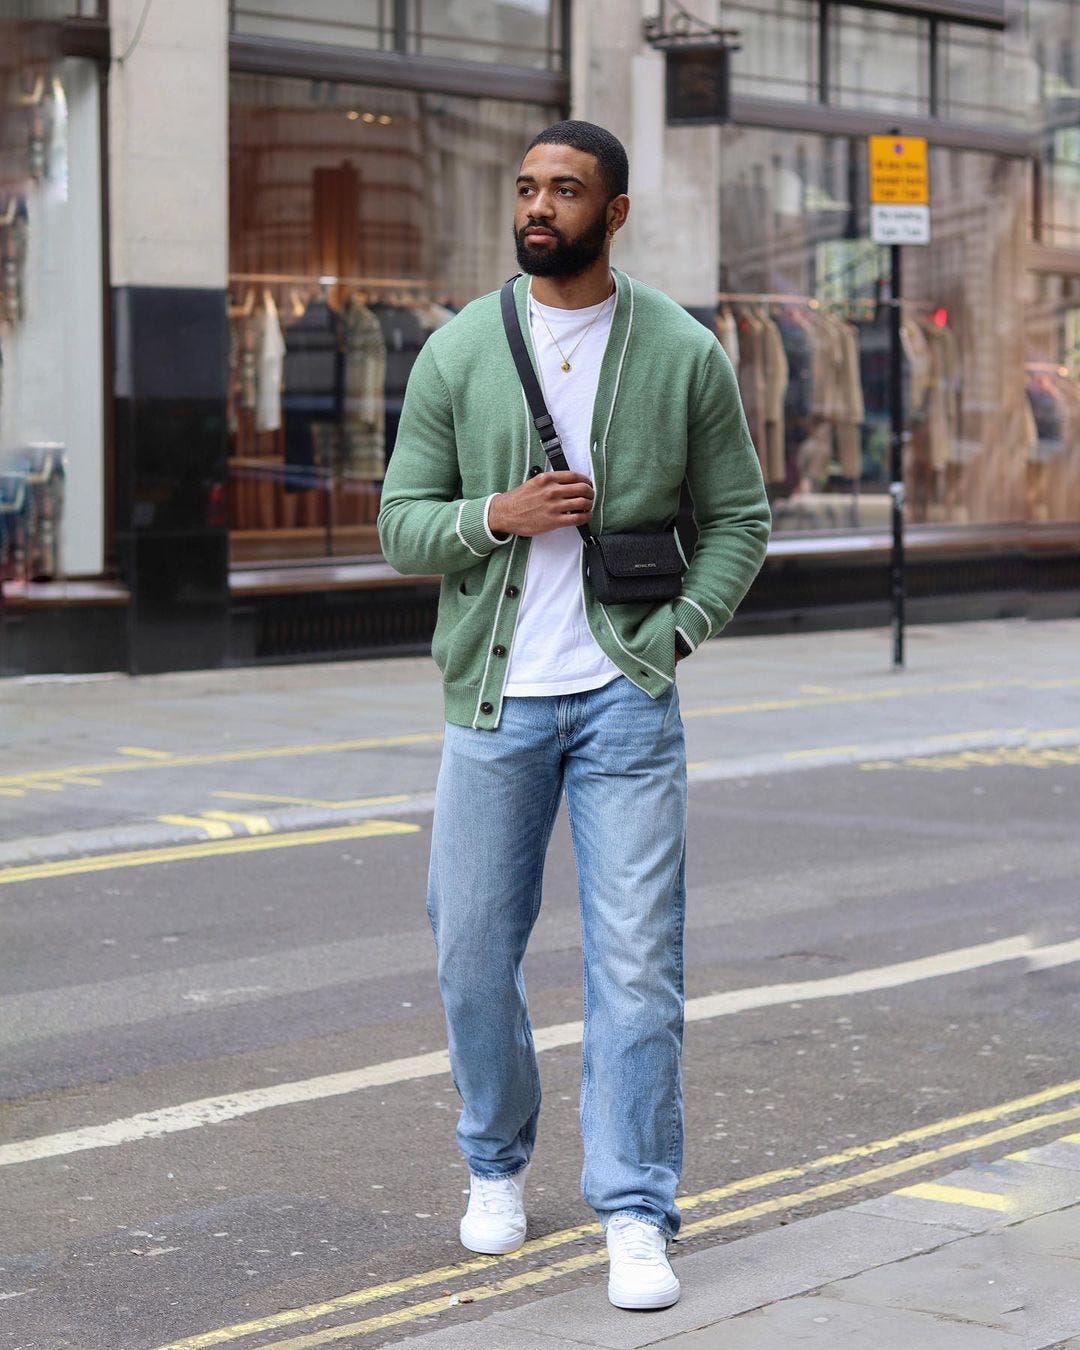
left=819, top=1227, right=1080, bottom=1343
left=1006, top=1206, right=1080, bottom=1262
left=395, top=1209, right=964, bottom=1349
left=1023, top=1139, right=1080, bottom=1175
left=395, top=1326, right=588, bottom=1349
left=655, top=1296, right=1024, bottom=1349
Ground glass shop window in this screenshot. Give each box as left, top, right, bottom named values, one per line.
left=828, top=6, right=930, bottom=118
left=725, top=0, right=819, bottom=104
left=714, top=128, right=1078, bottom=536
left=227, top=73, right=559, bottom=564
left=231, top=0, right=566, bottom=71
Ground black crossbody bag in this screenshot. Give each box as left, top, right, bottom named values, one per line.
left=499, top=277, right=684, bottom=607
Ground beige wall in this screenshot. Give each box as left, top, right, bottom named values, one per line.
left=571, top=0, right=721, bottom=307
left=108, top=0, right=227, bottom=288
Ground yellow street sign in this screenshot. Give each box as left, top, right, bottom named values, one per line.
left=869, top=135, right=929, bottom=205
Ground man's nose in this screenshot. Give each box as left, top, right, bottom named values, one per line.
left=529, top=190, right=556, bottom=218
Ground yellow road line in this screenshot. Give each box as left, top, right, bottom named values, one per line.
left=0, top=787, right=25, bottom=797
left=0, top=821, right=420, bottom=886
left=158, top=815, right=235, bottom=840
left=8, top=676, right=1080, bottom=793
left=0, top=732, right=445, bottom=791
left=785, top=743, right=862, bottom=758
left=149, top=1089, right=1080, bottom=1350
left=202, top=810, right=274, bottom=835
left=896, top=1181, right=1013, bottom=1211
left=209, top=791, right=412, bottom=811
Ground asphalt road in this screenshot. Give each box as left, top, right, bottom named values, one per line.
left=1, top=621, right=1078, bottom=1349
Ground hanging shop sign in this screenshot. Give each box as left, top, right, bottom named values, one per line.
left=664, top=45, right=732, bottom=125
left=643, top=10, right=739, bottom=126
left=869, top=134, right=930, bottom=245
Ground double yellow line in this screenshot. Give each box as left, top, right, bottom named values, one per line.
left=153, top=1075, right=1080, bottom=1349
left=0, top=821, right=420, bottom=887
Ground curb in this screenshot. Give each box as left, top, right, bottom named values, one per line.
left=2, top=727, right=1079, bottom=872
left=0, top=794, right=438, bottom=870
left=391, top=1134, right=1080, bottom=1348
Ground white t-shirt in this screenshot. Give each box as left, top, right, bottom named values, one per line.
left=502, top=288, right=622, bottom=698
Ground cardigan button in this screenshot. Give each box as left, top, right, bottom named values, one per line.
left=492, top=644, right=506, bottom=657
left=528, top=465, right=542, bottom=478
left=480, top=701, right=494, bottom=715
left=505, top=585, right=519, bottom=598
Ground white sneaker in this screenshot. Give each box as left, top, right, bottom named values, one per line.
left=605, top=1212, right=681, bottom=1310
left=459, top=1163, right=530, bottom=1254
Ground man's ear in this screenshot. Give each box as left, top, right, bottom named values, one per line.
left=607, top=194, right=630, bottom=236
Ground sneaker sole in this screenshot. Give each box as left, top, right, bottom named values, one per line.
left=459, top=1222, right=526, bottom=1255
left=607, top=1279, right=681, bottom=1310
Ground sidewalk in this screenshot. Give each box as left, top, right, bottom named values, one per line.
left=2, top=617, right=1079, bottom=869
left=396, top=1134, right=1080, bottom=1348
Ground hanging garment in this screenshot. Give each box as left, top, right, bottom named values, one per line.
left=342, top=296, right=388, bottom=479
left=735, top=307, right=768, bottom=475
left=921, top=321, right=957, bottom=470
left=371, top=302, right=426, bottom=463
left=254, top=294, right=286, bottom=434
left=761, top=312, right=789, bottom=483
left=715, top=304, right=740, bottom=375
left=834, top=320, right=865, bottom=479
left=281, top=297, right=345, bottom=492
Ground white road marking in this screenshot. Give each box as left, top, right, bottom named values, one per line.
left=0, top=934, right=1053, bottom=1171
left=1025, top=938, right=1080, bottom=972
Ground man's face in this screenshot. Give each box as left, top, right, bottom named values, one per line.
left=514, top=142, right=612, bottom=278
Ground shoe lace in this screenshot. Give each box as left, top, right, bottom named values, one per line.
left=608, top=1216, right=664, bottom=1262
left=472, top=1175, right=520, bottom=1216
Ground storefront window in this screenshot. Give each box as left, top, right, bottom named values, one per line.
left=940, top=22, right=1034, bottom=128
left=722, top=0, right=819, bottom=104
left=0, top=21, right=104, bottom=584
left=828, top=6, right=930, bottom=118
left=227, top=73, right=558, bottom=563
left=3, top=2, right=103, bottom=15
left=715, top=127, right=1062, bottom=534
left=231, top=0, right=565, bottom=72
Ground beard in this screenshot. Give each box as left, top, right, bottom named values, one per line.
left=514, top=208, right=608, bottom=277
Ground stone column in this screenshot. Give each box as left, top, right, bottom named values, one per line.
left=108, top=0, right=230, bottom=673
left=571, top=0, right=721, bottom=308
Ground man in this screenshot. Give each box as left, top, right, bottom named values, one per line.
left=378, top=120, right=769, bottom=1310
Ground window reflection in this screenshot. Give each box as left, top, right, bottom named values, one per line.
left=231, top=0, right=564, bottom=70
left=227, top=73, right=557, bottom=563
left=828, top=7, right=930, bottom=118
left=716, top=129, right=1069, bottom=533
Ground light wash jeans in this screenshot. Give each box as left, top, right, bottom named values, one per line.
left=427, top=675, right=687, bottom=1236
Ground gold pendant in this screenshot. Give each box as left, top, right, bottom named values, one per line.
left=561, top=360, right=571, bottom=372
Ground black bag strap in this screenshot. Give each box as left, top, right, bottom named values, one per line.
left=500, top=276, right=593, bottom=546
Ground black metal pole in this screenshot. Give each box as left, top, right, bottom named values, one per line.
left=889, top=241, right=905, bottom=669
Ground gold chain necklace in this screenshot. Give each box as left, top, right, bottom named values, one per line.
left=529, top=284, right=615, bottom=373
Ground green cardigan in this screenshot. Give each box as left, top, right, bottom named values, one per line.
left=378, top=269, right=770, bottom=730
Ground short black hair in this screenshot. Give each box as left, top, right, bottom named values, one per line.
left=525, top=120, right=629, bottom=200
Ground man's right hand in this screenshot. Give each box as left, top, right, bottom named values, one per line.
left=488, top=471, right=594, bottom=538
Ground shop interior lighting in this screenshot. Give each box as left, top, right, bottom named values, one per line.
left=346, top=110, right=361, bottom=120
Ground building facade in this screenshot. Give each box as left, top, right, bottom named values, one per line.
left=0, top=0, right=1077, bottom=674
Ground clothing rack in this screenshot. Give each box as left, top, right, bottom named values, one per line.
left=715, top=290, right=878, bottom=318
left=229, top=271, right=439, bottom=290
left=716, top=290, right=822, bottom=305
